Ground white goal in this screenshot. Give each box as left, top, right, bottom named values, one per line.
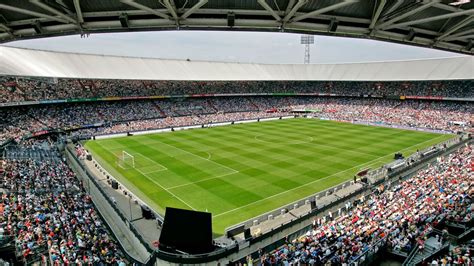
left=117, top=151, right=135, bottom=169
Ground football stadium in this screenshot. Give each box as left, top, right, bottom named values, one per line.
left=0, top=0, right=473, bottom=265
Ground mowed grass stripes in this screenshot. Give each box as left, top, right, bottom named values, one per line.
left=84, top=118, right=453, bottom=234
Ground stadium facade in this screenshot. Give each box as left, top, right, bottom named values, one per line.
left=1, top=45, right=473, bottom=265
left=0, top=46, right=473, bottom=81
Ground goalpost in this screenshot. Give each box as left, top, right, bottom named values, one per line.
left=117, top=151, right=135, bottom=169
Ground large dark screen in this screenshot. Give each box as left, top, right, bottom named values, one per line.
left=159, top=207, right=213, bottom=254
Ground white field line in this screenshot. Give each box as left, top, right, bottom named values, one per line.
left=252, top=129, right=410, bottom=159
left=136, top=168, right=196, bottom=211
left=254, top=133, right=379, bottom=158
left=149, top=139, right=239, bottom=174
left=212, top=134, right=448, bottom=218
left=359, top=160, right=385, bottom=170
left=166, top=171, right=239, bottom=190
left=133, top=152, right=168, bottom=172
left=138, top=168, right=168, bottom=175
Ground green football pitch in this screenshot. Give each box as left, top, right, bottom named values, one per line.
left=84, top=118, right=453, bottom=234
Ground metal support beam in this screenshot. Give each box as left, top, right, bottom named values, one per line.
left=382, top=0, right=403, bottom=16
left=291, top=0, right=358, bottom=23
left=448, top=34, right=474, bottom=41
left=376, top=1, right=438, bottom=30
left=257, top=0, right=282, bottom=21
left=433, top=3, right=463, bottom=13
left=30, top=0, right=77, bottom=24
left=369, top=0, right=386, bottom=29
left=181, top=0, right=208, bottom=19
left=444, top=28, right=474, bottom=41
left=0, top=23, right=14, bottom=38
left=73, top=0, right=84, bottom=23
left=437, top=16, right=473, bottom=41
left=163, top=0, right=179, bottom=21
left=120, top=0, right=170, bottom=20
left=285, top=0, right=296, bottom=15
left=0, top=3, right=69, bottom=24
left=385, top=9, right=474, bottom=30
left=283, top=0, right=308, bottom=23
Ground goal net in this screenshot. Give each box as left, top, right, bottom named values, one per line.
left=117, top=151, right=135, bottom=169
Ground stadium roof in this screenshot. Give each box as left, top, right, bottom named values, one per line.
left=0, top=0, right=473, bottom=55
left=1, top=46, right=472, bottom=80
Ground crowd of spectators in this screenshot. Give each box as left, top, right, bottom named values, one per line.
left=1, top=96, right=472, bottom=143
left=256, top=143, right=473, bottom=265
left=95, top=111, right=282, bottom=135
left=0, top=108, right=44, bottom=144
left=1, top=76, right=472, bottom=103
left=422, top=244, right=473, bottom=265
left=288, top=97, right=473, bottom=132
left=1, top=77, right=472, bottom=266
left=0, top=157, right=127, bottom=264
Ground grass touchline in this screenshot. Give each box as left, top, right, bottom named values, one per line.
left=84, top=118, right=453, bottom=234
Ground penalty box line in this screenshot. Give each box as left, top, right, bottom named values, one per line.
left=151, top=139, right=240, bottom=174
left=166, top=171, right=239, bottom=190
left=136, top=168, right=197, bottom=211
left=116, top=150, right=168, bottom=174
left=133, top=152, right=168, bottom=172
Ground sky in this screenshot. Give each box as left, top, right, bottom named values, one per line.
left=4, top=31, right=462, bottom=64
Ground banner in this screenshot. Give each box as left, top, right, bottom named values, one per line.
left=405, top=96, right=444, bottom=100
left=0, top=93, right=472, bottom=108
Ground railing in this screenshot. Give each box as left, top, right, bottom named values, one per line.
left=65, top=146, right=152, bottom=265
left=457, top=227, right=474, bottom=244
left=154, top=245, right=239, bottom=264
left=402, top=229, right=452, bottom=266
left=402, top=242, right=420, bottom=266
left=349, top=237, right=388, bottom=266
left=226, top=178, right=358, bottom=234
left=234, top=138, right=471, bottom=265
left=228, top=185, right=374, bottom=265
left=66, top=121, right=471, bottom=264
left=90, top=114, right=292, bottom=140
left=228, top=133, right=469, bottom=240
left=1, top=92, right=473, bottom=108
left=0, top=235, right=14, bottom=247
left=15, top=244, right=48, bottom=266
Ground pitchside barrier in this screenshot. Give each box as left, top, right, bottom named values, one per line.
left=65, top=146, right=153, bottom=265
left=232, top=138, right=472, bottom=265
left=225, top=133, right=468, bottom=239
left=367, top=134, right=467, bottom=185
left=67, top=138, right=470, bottom=264
left=93, top=115, right=296, bottom=140
left=69, top=116, right=470, bottom=263
left=225, top=178, right=361, bottom=237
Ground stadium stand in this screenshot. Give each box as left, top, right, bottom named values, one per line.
left=1, top=95, right=472, bottom=145
left=0, top=148, right=128, bottom=265
left=247, top=143, right=473, bottom=265
left=0, top=75, right=472, bottom=265
left=1, top=78, right=474, bottom=103
left=423, top=244, right=474, bottom=265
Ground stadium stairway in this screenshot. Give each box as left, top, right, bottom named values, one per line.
left=206, top=99, right=219, bottom=112
left=402, top=237, right=445, bottom=266
left=4, top=146, right=60, bottom=161
left=152, top=102, right=167, bottom=117
left=248, top=98, right=260, bottom=111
